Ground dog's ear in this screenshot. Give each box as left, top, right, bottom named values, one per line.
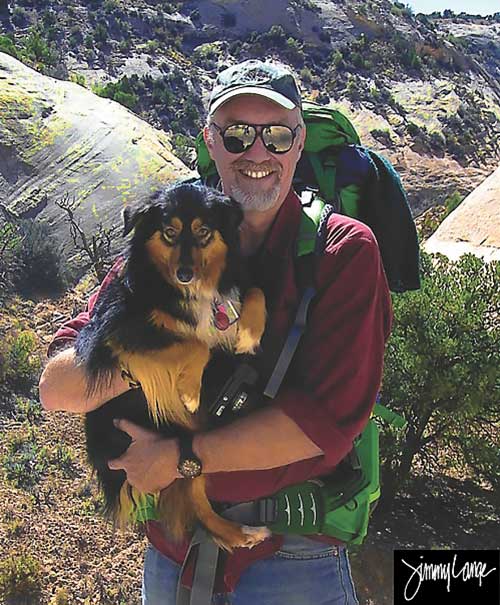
left=122, top=204, right=161, bottom=237
left=122, top=206, right=142, bottom=236
left=220, top=195, right=244, bottom=232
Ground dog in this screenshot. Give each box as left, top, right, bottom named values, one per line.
left=75, top=182, right=270, bottom=550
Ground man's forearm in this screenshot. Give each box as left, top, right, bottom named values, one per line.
left=193, top=406, right=323, bottom=473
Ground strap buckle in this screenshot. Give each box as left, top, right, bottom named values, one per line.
left=257, top=497, right=278, bottom=524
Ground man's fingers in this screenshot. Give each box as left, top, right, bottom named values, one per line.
left=113, top=418, right=155, bottom=440
left=107, top=455, right=124, bottom=470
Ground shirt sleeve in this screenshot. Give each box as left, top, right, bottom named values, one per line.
left=274, top=223, right=393, bottom=468
left=46, top=258, right=124, bottom=358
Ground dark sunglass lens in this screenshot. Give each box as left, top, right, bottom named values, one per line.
left=223, top=124, right=256, bottom=153
left=262, top=126, right=294, bottom=153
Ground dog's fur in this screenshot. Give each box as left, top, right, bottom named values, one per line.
left=76, top=182, right=269, bottom=550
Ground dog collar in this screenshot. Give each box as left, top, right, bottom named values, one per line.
left=212, top=298, right=239, bottom=331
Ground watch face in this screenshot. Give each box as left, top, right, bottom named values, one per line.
left=178, top=458, right=202, bottom=479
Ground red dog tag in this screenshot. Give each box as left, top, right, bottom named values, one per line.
left=214, top=310, right=230, bottom=331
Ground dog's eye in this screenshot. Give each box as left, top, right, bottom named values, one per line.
left=198, top=226, right=211, bottom=238
left=163, top=227, right=177, bottom=241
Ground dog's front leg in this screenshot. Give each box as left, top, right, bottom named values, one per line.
left=177, top=339, right=210, bottom=414
left=235, top=287, right=266, bottom=354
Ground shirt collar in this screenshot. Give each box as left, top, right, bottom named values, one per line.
left=260, top=188, right=302, bottom=259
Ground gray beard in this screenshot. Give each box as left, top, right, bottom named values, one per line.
left=229, top=182, right=281, bottom=212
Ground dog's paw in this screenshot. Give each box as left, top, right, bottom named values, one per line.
left=180, top=393, right=200, bottom=414
left=212, top=525, right=270, bottom=552
left=235, top=328, right=260, bottom=355
left=239, top=525, right=272, bottom=548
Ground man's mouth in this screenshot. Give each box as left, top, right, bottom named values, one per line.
left=239, top=168, right=275, bottom=180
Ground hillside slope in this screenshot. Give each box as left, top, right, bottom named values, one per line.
left=1, top=0, right=499, bottom=218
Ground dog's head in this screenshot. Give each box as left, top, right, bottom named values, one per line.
left=123, top=182, right=244, bottom=296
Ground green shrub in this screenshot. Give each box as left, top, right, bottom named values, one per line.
left=0, top=34, right=18, bottom=58
left=14, top=220, right=67, bottom=296
left=391, top=2, right=413, bottom=18
left=380, top=252, right=500, bottom=502
left=0, top=552, right=42, bottom=604
left=12, top=7, right=28, bottom=26
left=69, top=72, right=86, bottom=87
left=113, top=90, right=139, bottom=110
left=370, top=128, right=392, bottom=143
left=54, top=588, right=71, bottom=605
left=0, top=221, right=23, bottom=298
left=0, top=28, right=60, bottom=72
left=330, top=49, right=343, bottom=68
left=346, top=75, right=361, bottom=101
left=51, top=443, right=76, bottom=478
left=285, top=36, right=305, bottom=65
left=93, top=77, right=139, bottom=111
left=170, top=133, right=195, bottom=167
left=5, top=518, right=25, bottom=539
left=300, top=67, right=313, bottom=83
left=2, top=430, right=50, bottom=490
left=22, top=28, right=59, bottom=68
left=41, top=9, right=57, bottom=27
left=119, top=38, right=131, bottom=52
left=94, top=22, right=108, bottom=44
left=0, top=330, right=41, bottom=392
left=406, top=121, right=421, bottom=136
left=429, top=130, right=446, bottom=150
left=444, top=191, right=463, bottom=214
left=15, top=397, right=44, bottom=424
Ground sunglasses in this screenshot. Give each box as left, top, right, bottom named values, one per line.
left=211, top=122, right=302, bottom=154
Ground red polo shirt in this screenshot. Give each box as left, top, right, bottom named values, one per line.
left=48, top=188, right=393, bottom=592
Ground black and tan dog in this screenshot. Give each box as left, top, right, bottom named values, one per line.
left=76, top=182, right=269, bottom=550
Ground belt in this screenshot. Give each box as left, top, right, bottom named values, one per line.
left=176, top=501, right=266, bottom=605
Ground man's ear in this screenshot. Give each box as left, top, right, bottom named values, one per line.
left=297, top=122, right=306, bottom=155
left=203, top=125, right=216, bottom=161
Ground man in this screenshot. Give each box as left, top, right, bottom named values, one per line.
left=40, top=60, right=392, bottom=604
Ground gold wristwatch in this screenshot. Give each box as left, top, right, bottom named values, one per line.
left=177, top=433, right=203, bottom=479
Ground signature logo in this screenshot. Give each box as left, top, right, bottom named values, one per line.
left=394, top=550, right=499, bottom=604
left=402, top=554, right=496, bottom=601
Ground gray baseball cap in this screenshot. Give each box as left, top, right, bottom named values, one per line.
left=208, top=59, right=302, bottom=115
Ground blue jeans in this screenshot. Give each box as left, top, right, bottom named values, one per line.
left=142, top=535, right=359, bottom=605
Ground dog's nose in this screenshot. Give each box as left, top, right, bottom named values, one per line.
left=176, top=267, right=194, bottom=283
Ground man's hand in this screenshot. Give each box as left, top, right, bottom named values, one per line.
left=108, top=419, right=182, bottom=493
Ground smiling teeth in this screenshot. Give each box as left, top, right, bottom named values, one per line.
left=242, top=170, right=272, bottom=179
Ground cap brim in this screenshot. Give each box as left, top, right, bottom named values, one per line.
left=209, top=86, right=296, bottom=115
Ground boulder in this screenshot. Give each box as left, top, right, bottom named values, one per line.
left=0, top=52, right=193, bottom=272
left=424, top=165, right=500, bottom=262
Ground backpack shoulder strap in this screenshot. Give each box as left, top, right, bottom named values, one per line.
left=263, top=193, right=334, bottom=399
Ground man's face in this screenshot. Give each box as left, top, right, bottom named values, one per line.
left=203, top=95, right=305, bottom=213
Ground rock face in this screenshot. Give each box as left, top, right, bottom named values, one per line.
left=424, top=165, right=500, bottom=262
left=0, top=52, right=193, bottom=271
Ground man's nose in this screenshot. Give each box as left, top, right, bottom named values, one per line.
left=242, top=132, right=271, bottom=163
